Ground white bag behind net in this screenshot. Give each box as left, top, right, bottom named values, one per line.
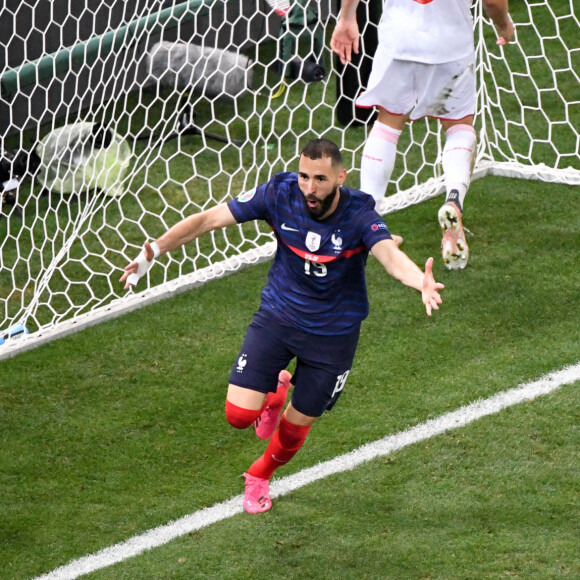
left=0, top=0, right=578, bottom=359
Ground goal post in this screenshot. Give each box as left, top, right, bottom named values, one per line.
left=474, top=0, right=580, bottom=185
left=0, top=0, right=578, bottom=360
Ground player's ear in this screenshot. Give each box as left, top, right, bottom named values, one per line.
left=338, top=167, right=347, bottom=185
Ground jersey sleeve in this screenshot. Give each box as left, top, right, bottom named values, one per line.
left=356, top=198, right=393, bottom=249
left=227, top=180, right=272, bottom=224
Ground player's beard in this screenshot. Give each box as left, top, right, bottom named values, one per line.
left=303, top=185, right=339, bottom=219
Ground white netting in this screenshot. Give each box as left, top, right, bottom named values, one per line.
left=0, top=0, right=578, bottom=358
left=476, top=0, right=580, bottom=182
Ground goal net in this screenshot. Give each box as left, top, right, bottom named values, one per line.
left=1, top=0, right=578, bottom=359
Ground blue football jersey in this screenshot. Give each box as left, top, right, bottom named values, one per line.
left=227, top=172, right=392, bottom=335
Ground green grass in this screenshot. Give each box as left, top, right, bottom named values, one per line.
left=1, top=175, right=579, bottom=579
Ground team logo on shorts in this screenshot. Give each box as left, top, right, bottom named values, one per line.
left=237, top=188, right=256, bottom=203
left=305, top=231, right=321, bottom=252
left=236, top=354, right=247, bottom=373
left=371, top=222, right=388, bottom=231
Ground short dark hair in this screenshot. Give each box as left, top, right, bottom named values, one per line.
left=300, top=138, right=343, bottom=168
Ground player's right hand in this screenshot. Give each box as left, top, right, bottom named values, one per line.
left=119, top=241, right=158, bottom=290
left=496, top=18, right=515, bottom=45
left=330, top=20, right=360, bottom=65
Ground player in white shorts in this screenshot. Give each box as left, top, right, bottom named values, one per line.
left=331, top=0, right=514, bottom=270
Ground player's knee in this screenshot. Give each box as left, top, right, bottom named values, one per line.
left=225, top=399, right=261, bottom=429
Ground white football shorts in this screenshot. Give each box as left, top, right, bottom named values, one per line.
left=356, top=46, right=476, bottom=121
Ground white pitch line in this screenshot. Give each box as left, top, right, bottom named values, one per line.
left=33, top=363, right=580, bottom=580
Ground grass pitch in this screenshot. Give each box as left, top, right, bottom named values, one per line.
left=1, top=175, right=578, bottom=580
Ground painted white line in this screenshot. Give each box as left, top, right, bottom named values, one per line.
left=33, top=363, right=580, bottom=580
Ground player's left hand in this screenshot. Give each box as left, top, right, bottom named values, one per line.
left=422, top=257, right=444, bottom=316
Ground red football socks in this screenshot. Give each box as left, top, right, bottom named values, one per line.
left=264, top=381, right=288, bottom=408
left=225, top=399, right=262, bottom=429
left=248, top=415, right=311, bottom=479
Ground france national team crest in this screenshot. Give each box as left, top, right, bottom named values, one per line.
left=305, top=231, right=321, bottom=252
left=331, top=233, right=343, bottom=252
left=236, top=354, right=247, bottom=373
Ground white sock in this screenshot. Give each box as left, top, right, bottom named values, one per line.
left=442, top=124, right=477, bottom=212
left=360, top=121, right=402, bottom=203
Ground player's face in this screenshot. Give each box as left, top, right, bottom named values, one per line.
left=298, top=155, right=347, bottom=220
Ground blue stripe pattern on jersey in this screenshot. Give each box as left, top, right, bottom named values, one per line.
left=228, top=172, right=392, bottom=335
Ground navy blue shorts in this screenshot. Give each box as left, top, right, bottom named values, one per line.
left=229, top=308, right=360, bottom=417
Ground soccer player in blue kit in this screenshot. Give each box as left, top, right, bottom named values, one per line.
left=121, top=139, right=444, bottom=513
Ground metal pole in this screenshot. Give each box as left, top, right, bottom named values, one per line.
left=0, top=0, right=220, bottom=97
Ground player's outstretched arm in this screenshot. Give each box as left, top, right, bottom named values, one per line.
left=330, top=0, right=361, bottom=65
left=120, top=203, right=237, bottom=289
left=371, top=239, right=444, bottom=316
